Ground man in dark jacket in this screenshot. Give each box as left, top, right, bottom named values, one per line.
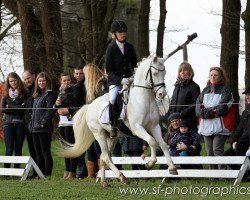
left=73, top=66, right=88, bottom=179
left=105, top=20, right=137, bottom=138
left=22, top=70, right=37, bottom=177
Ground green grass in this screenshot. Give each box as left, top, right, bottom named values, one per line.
left=0, top=140, right=249, bottom=200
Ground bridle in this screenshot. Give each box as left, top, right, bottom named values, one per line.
left=132, top=61, right=166, bottom=94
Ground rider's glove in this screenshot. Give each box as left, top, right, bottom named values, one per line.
left=121, top=78, right=129, bottom=85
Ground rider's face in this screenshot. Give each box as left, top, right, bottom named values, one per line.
left=115, top=31, right=126, bottom=42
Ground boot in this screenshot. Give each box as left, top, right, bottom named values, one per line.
left=66, top=172, right=76, bottom=179
left=87, top=161, right=96, bottom=178
left=63, top=171, right=69, bottom=179
left=109, top=102, right=117, bottom=138
left=98, top=159, right=101, bottom=170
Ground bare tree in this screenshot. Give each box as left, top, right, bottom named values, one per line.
left=137, top=0, right=150, bottom=60
left=156, top=0, right=166, bottom=57
left=220, top=0, right=241, bottom=103
left=2, top=0, right=63, bottom=87
left=242, top=0, right=250, bottom=88
left=79, top=0, right=118, bottom=66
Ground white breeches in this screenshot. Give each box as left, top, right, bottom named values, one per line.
left=109, top=85, right=122, bottom=104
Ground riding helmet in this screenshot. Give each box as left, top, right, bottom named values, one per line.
left=111, top=20, right=128, bottom=33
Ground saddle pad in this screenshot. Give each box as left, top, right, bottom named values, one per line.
left=99, top=103, right=126, bottom=124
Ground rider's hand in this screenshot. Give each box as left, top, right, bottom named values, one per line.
left=121, top=78, right=129, bottom=85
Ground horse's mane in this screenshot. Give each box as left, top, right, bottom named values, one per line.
left=137, top=56, right=154, bottom=69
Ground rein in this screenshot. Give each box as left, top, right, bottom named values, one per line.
left=132, top=61, right=166, bottom=93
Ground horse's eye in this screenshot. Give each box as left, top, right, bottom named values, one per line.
left=153, top=71, right=158, bottom=76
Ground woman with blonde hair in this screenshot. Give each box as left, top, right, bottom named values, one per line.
left=2, top=72, right=26, bottom=168
left=167, top=61, right=200, bottom=130
left=196, top=66, right=234, bottom=169
left=83, top=63, right=104, bottom=103
left=83, top=63, right=108, bottom=177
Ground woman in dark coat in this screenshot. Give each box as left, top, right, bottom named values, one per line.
left=2, top=72, right=26, bottom=168
left=55, top=72, right=79, bottom=179
left=29, top=72, right=57, bottom=176
left=168, top=61, right=200, bottom=130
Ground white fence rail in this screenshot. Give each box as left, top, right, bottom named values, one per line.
left=96, top=156, right=250, bottom=185
left=0, top=156, right=44, bottom=180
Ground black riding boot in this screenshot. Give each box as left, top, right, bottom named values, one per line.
left=109, top=102, right=117, bottom=138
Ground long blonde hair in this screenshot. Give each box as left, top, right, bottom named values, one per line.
left=177, top=61, right=194, bottom=80
left=83, top=63, right=103, bottom=103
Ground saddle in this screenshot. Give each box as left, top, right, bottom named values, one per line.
left=99, top=86, right=134, bottom=137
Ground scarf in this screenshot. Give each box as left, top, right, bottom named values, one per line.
left=174, top=78, right=192, bottom=86
left=9, top=88, right=19, bottom=99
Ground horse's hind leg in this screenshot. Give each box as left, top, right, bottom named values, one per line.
left=107, top=137, right=129, bottom=185
left=99, top=157, right=109, bottom=187
left=95, top=133, right=128, bottom=186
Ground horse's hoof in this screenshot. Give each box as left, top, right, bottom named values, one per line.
left=100, top=181, right=110, bottom=187
left=169, top=167, right=178, bottom=175
left=145, top=161, right=155, bottom=170
left=120, top=174, right=129, bottom=185
left=121, top=177, right=129, bottom=185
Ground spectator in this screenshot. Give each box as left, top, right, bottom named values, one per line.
left=29, top=72, right=57, bottom=176
left=83, top=63, right=107, bottom=177
left=152, top=113, right=202, bottom=169
left=196, top=66, right=234, bottom=169
left=167, top=61, right=200, bottom=130
left=105, top=20, right=137, bottom=138
left=22, top=70, right=37, bottom=177
left=55, top=72, right=79, bottom=179
left=73, top=66, right=88, bottom=179
left=120, top=136, right=148, bottom=170
left=2, top=72, right=26, bottom=168
left=169, top=120, right=200, bottom=157
left=224, top=87, right=250, bottom=175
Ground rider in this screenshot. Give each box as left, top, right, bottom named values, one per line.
left=105, top=20, right=137, bottom=138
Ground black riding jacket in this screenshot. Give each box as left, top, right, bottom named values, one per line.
left=105, top=40, right=137, bottom=86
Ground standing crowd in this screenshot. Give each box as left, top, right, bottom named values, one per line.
left=1, top=20, right=250, bottom=181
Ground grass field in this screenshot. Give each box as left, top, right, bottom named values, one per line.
left=0, top=140, right=249, bottom=200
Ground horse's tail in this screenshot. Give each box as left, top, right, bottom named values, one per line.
left=57, top=104, right=94, bottom=158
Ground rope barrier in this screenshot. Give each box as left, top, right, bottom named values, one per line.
left=0, top=102, right=243, bottom=110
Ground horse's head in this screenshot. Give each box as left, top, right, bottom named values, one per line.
left=145, top=56, right=167, bottom=99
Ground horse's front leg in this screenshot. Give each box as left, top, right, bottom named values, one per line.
left=132, top=125, right=158, bottom=170
left=151, top=125, right=178, bottom=175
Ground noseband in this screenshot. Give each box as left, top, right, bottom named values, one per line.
left=132, top=61, right=166, bottom=94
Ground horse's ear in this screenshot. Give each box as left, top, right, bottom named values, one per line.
left=153, top=56, right=158, bottom=63
left=163, top=55, right=169, bottom=62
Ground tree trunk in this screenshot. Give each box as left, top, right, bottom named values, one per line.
left=40, top=0, right=63, bottom=87
left=79, top=0, right=118, bottom=66
left=242, top=1, right=250, bottom=88
left=137, top=0, right=149, bottom=60
left=220, top=0, right=241, bottom=103
left=16, top=1, right=40, bottom=74
left=156, top=0, right=167, bottom=57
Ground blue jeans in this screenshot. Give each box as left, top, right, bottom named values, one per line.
left=3, top=123, right=25, bottom=168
